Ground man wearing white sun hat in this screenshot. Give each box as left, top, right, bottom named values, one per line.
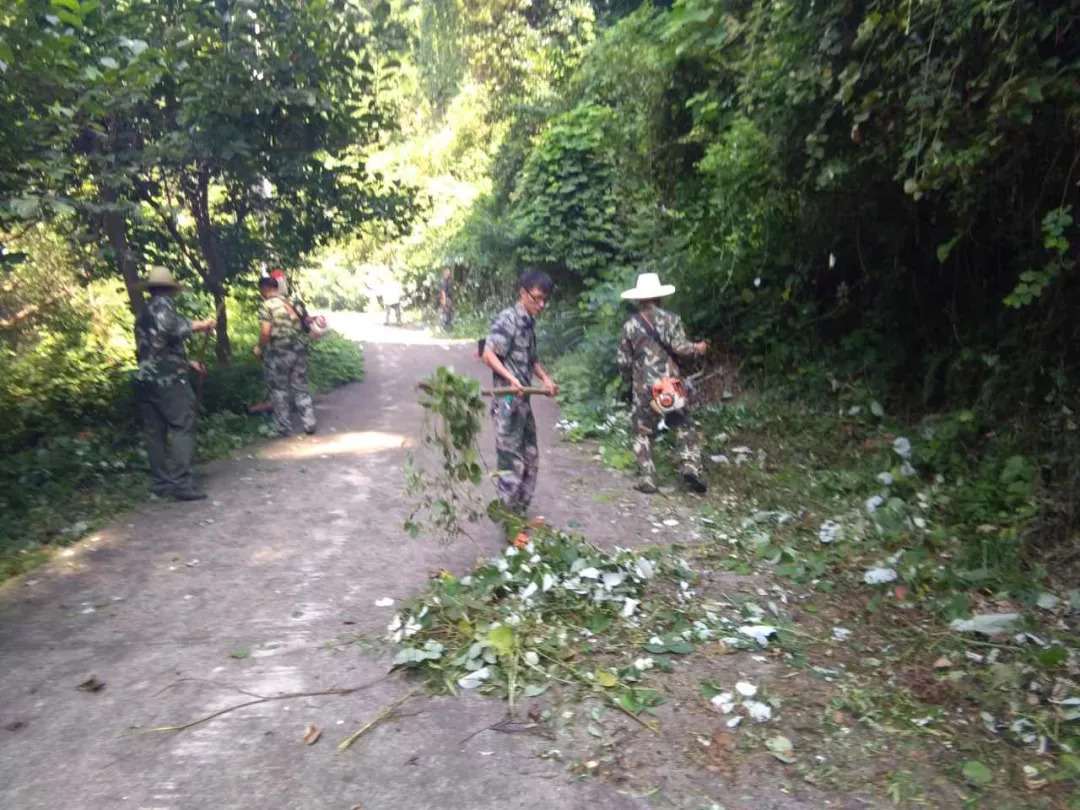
left=617, top=271, right=708, bottom=494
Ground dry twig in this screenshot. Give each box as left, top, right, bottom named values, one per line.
left=136, top=673, right=399, bottom=734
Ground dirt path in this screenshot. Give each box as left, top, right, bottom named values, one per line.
left=0, top=316, right=836, bottom=810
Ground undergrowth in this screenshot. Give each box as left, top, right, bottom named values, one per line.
left=550, top=369, right=1080, bottom=803
left=0, top=332, right=364, bottom=581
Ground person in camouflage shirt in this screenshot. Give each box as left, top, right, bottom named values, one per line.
left=254, top=276, right=316, bottom=436
left=617, top=272, right=708, bottom=494
left=133, top=266, right=217, bottom=500
left=481, top=271, right=559, bottom=523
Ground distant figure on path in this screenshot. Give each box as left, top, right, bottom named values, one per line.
left=440, top=267, right=453, bottom=330
left=617, top=271, right=708, bottom=495
left=382, top=278, right=403, bottom=326
left=254, top=276, right=316, bottom=436
left=133, top=266, right=217, bottom=501
left=481, top=270, right=559, bottom=536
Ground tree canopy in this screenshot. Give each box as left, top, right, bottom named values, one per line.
left=1, top=0, right=418, bottom=357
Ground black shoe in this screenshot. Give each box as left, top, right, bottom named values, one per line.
left=172, top=489, right=208, bottom=502
left=683, top=472, right=708, bottom=493
left=304, top=426, right=316, bottom=435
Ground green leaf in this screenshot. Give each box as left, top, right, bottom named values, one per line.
left=936, top=237, right=958, bottom=264
left=962, top=760, right=993, bottom=787
left=229, top=648, right=250, bottom=659
left=55, top=9, right=83, bottom=26
left=619, top=690, right=642, bottom=715
left=1039, top=646, right=1068, bottom=669
left=766, top=735, right=796, bottom=763
left=596, top=670, right=618, bottom=688
left=9, top=197, right=39, bottom=218
left=487, top=624, right=515, bottom=657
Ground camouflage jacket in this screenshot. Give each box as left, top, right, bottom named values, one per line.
left=134, top=295, right=194, bottom=385
left=259, top=296, right=305, bottom=354
left=617, top=304, right=696, bottom=397
left=485, top=302, right=537, bottom=388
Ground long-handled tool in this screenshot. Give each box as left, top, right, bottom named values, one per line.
left=481, top=386, right=554, bottom=397
left=193, top=298, right=226, bottom=410
left=685, top=367, right=731, bottom=400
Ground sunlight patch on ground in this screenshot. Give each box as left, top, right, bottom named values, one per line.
left=248, top=546, right=292, bottom=564
left=257, top=430, right=411, bottom=460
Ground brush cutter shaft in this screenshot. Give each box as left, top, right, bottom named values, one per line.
left=482, top=386, right=552, bottom=397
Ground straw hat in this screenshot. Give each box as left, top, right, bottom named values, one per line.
left=139, top=265, right=186, bottom=292
left=620, top=272, right=675, bottom=300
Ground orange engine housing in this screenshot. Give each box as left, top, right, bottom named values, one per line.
left=649, top=377, right=687, bottom=414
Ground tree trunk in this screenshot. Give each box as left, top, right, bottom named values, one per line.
left=191, top=167, right=230, bottom=363
left=212, top=286, right=229, bottom=363
left=99, top=184, right=144, bottom=315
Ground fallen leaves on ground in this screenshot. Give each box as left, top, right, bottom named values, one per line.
left=706, top=731, right=736, bottom=778
left=765, top=735, right=796, bottom=764
left=76, top=676, right=105, bottom=693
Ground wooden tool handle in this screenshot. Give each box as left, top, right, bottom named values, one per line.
left=482, top=386, right=552, bottom=396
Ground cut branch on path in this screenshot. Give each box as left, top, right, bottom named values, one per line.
left=134, top=673, right=402, bottom=734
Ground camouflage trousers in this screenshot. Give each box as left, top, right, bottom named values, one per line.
left=491, top=396, right=539, bottom=515
left=135, top=376, right=197, bottom=495
left=631, top=398, right=702, bottom=487
left=264, top=346, right=316, bottom=436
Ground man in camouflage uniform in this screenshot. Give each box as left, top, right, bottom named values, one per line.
left=133, top=266, right=217, bottom=500
left=617, top=272, right=708, bottom=495
left=254, top=276, right=316, bottom=436
left=481, top=270, right=559, bottom=519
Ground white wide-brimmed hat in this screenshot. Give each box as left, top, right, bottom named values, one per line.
left=138, top=265, right=186, bottom=292
left=621, top=272, right=675, bottom=300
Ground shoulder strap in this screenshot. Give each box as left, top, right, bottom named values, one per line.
left=634, top=311, right=678, bottom=364
left=289, top=297, right=311, bottom=333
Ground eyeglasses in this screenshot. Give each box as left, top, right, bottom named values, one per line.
left=523, top=289, right=549, bottom=308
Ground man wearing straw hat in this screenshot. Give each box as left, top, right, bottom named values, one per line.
left=133, top=266, right=217, bottom=501
left=617, top=271, right=708, bottom=494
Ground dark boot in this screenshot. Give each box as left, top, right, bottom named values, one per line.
left=683, top=471, right=707, bottom=493
left=172, top=489, right=208, bottom=502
